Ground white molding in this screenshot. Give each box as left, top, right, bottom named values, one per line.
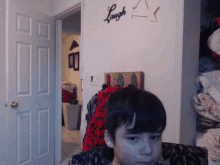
left=80, top=0, right=84, bottom=80
left=5, top=0, right=9, bottom=164
left=54, top=3, right=81, bottom=20
left=54, top=2, right=83, bottom=163
left=55, top=19, right=62, bottom=165
left=62, top=27, right=81, bottom=35
left=79, top=0, right=85, bottom=152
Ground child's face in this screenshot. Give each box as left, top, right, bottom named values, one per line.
left=112, top=124, right=162, bottom=165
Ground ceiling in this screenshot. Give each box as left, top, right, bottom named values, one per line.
left=62, top=11, right=81, bottom=32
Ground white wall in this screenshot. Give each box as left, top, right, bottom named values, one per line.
left=11, top=0, right=51, bottom=16
left=50, top=0, right=81, bottom=17
left=80, top=0, right=185, bottom=144
left=32, top=0, right=51, bottom=15
left=51, top=0, right=200, bottom=146
left=0, top=1, right=7, bottom=164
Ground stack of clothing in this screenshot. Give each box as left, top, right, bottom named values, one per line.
left=192, top=70, right=220, bottom=164
left=192, top=70, right=220, bottom=132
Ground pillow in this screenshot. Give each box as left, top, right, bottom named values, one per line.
left=199, top=71, right=220, bottom=102
left=204, top=128, right=220, bottom=162
left=192, top=93, right=220, bottom=122
left=208, top=28, right=220, bottom=56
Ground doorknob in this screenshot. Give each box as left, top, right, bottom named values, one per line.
left=11, top=102, right=19, bottom=108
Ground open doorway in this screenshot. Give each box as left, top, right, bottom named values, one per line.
left=54, top=3, right=84, bottom=164
left=55, top=8, right=83, bottom=164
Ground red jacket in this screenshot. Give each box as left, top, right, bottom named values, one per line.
left=62, top=88, right=75, bottom=103
left=83, top=86, right=119, bottom=151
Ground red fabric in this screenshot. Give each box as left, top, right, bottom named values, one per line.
left=217, top=59, right=220, bottom=69
left=62, top=88, right=75, bottom=103
left=83, top=86, right=119, bottom=152
left=211, top=51, right=219, bottom=58
left=216, top=17, right=220, bottom=27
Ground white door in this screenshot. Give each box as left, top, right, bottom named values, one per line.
left=7, top=0, right=56, bottom=164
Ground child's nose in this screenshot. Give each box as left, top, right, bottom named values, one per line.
left=140, top=141, right=153, bottom=155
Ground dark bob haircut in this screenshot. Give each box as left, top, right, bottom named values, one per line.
left=105, top=87, right=166, bottom=143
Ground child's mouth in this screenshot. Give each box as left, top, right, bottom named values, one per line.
left=137, top=161, right=155, bottom=165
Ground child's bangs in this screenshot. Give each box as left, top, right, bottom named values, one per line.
left=106, top=87, right=166, bottom=138
left=125, top=110, right=165, bottom=134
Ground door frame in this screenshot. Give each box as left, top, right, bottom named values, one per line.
left=54, top=2, right=84, bottom=164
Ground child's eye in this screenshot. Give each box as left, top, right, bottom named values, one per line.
left=150, top=135, right=161, bottom=141
left=127, top=137, right=139, bottom=142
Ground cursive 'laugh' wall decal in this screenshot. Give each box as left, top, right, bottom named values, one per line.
left=104, top=4, right=126, bottom=23
left=131, top=0, right=160, bottom=22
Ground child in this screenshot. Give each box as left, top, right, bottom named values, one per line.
left=104, top=87, right=167, bottom=165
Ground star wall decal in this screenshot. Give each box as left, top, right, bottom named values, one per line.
left=131, top=0, right=160, bottom=22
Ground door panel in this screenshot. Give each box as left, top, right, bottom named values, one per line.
left=17, top=112, right=31, bottom=164
left=7, top=0, right=55, bottom=164
left=37, top=108, right=49, bottom=157
left=17, top=42, right=31, bottom=95
left=38, top=47, right=49, bottom=94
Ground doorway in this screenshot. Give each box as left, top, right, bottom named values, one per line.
left=54, top=3, right=84, bottom=164
left=61, top=11, right=82, bottom=163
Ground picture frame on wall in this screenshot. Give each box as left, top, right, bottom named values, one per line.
left=73, top=52, right=79, bottom=71
left=68, top=53, right=74, bottom=68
